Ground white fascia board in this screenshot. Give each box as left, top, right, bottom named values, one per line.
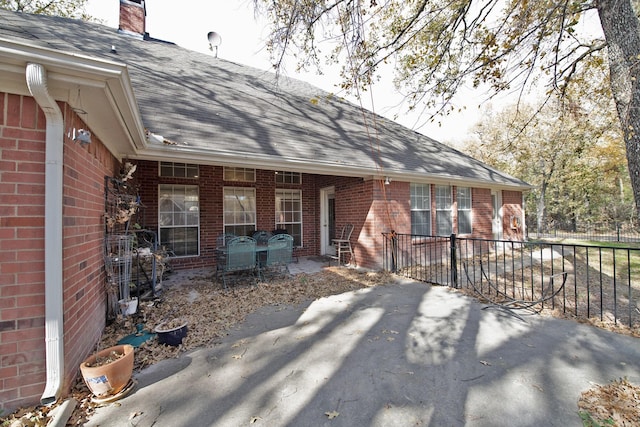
left=0, top=39, right=146, bottom=156
left=130, top=145, right=378, bottom=178
left=131, top=145, right=531, bottom=190
left=380, top=172, right=533, bottom=191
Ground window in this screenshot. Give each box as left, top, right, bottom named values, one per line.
left=410, top=183, right=431, bottom=235
left=159, top=162, right=199, bottom=178
left=435, top=185, right=452, bottom=236
left=457, top=187, right=472, bottom=234
left=223, top=187, right=256, bottom=236
left=275, top=171, right=302, bottom=185
left=224, top=167, right=255, bottom=182
left=158, top=184, right=199, bottom=256
left=275, top=189, right=302, bottom=246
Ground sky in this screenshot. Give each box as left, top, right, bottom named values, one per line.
left=84, top=1, right=603, bottom=145
left=84, top=0, right=483, bottom=144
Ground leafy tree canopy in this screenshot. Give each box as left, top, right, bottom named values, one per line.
left=255, top=0, right=606, bottom=117
left=254, top=0, right=640, bottom=215
left=0, top=0, right=89, bottom=19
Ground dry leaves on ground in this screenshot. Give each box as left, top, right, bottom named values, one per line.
left=96, top=267, right=394, bottom=371
left=57, top=267, right=393, bottom=425
left=578, top=378, right=640, bottom=426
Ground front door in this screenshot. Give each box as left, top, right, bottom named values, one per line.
left=320, top=187, right=336, bottom=256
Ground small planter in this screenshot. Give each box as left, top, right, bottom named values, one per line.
left=155, top=319, right=188, bottom=346
left=80, top=344, right=134, bottom=398
left=118, top=297, right=138, bottom=316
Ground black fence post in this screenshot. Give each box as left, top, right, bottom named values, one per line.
left=391, top=230, right=398, bottom=273
left=450, top=233, right=458, bottom=288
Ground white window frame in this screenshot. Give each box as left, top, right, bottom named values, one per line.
left=410, top=183, right=431, bottom=236
left=224, top=167, right=255, bottom=182
left=223, top=187, right=256, bottom=236
left=159, top=162, right=199, bottom=178
left=275, top=189, right=303, bottom=247
left=158, top=184, right=200, bottom=257
left=457, top=187, right=472, bottom=235
left=435, top=185, right=452, bottom=236
left=275, top=171, right=302, bottom=185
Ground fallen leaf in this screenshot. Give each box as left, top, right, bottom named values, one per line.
left=232, top=339, right=248, bottom=348
left=325, top=410, right=340, bottom=419
left=480, top=360, right=491, bottom=366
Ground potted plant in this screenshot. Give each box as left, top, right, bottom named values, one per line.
left=79, top=344, right=134, bottom=399
left=154, top=318, right=188, bottom=346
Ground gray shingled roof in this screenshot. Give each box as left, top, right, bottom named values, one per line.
left=0, top=9, right=529, bottom=189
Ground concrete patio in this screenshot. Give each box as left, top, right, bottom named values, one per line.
left=82, top=268, right=640, bottom=427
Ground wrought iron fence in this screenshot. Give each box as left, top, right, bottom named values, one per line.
left=382, top=233, right=640, bottom=330
left=526, top=221, right=640, bottom=243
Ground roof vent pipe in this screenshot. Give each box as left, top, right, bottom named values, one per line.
left=25, top=62, right=65, bottom=406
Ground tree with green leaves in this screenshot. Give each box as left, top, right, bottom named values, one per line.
left=0, top=0, right=89, bottom=19
left=465, top=97, right=634, bottom=233
left=254, top=0, right=640, bottom=216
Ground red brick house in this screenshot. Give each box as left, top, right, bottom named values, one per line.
left=0, top=2, right=530, bottom=413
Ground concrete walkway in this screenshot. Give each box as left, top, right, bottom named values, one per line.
left=84, top=277, right=640, bottom=427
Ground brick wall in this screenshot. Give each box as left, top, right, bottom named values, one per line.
left=132, top=165, right=523, bottom=273
left=333, top=176, right=373, bottom=267
left=119, top=0, right=145, bottom=35
left=363, top=179, right=410, bottom=268
left=0, top=92, right=118, bottom=413
left=472, top=188, right=493, bottom=237
left=60, top=102, right=119, bottom=400
left=502, top=190, right=524, bottom=240
left=135, top=163, right=322, bottom=270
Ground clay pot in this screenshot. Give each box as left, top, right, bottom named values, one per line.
left=80, top=344, right=134, bottom=397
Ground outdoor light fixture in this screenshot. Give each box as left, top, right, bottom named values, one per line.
left=384, top=176, right=391, bottom=185
left=68, top=127, right=92, bottom=145
left=76, top=129, right=92, bottom=144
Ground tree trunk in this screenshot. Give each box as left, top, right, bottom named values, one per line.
left=597, top=0, right=640, bottom=215
left=537, top=180, right=547, bottom=236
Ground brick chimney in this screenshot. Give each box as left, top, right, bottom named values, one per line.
left=119, top=0, right=146, bottom=38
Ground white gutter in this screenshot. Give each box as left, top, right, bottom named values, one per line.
left=134, top=146, right=532, bottom=191
left=25, top=63, right=65, bottom=405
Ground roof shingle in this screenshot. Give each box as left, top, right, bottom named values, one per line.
left=0, top=8, right=529, bottom=188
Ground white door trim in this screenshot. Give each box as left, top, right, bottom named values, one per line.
left=492, top=190, right=503, bottom=240
left=320, top=186, right=335, bottom=255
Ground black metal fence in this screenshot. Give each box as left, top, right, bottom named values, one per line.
left=526, top=221, right=640, bottom=243
left=382, top=233, right=640, bottom=330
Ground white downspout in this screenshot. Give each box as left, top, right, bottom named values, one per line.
left=25, top=63, right=65, bottom=405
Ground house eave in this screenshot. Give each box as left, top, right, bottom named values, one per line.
left=131, top=144, right=532, bottom=191
left=0, top=38, right=146, bottom=159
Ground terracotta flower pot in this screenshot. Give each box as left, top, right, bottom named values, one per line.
left=80, top=344, right=134, bottom=397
